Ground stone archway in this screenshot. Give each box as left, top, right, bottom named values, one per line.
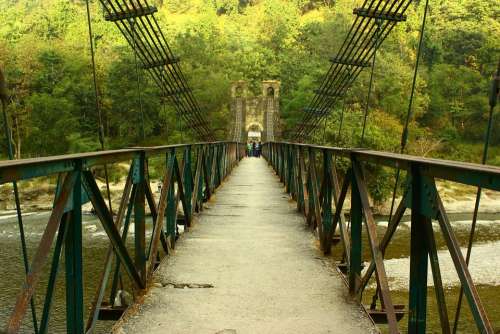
left=246, top=122, right=263, bottom=142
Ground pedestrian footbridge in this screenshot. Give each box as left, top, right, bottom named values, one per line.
left=114, top=157, right=376, bottom=334
left=2, top=142, right=499, bottom=333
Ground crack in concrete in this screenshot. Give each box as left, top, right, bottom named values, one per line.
left=162, top=282, right=214, bottom=289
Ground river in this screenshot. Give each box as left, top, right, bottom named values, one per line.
left=0, top=212, right=498, bottom=333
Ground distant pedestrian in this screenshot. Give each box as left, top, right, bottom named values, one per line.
left=256, top=141, right=262, bottom=158
left=247, top=142, right=252, bottom=157
left=252, top=141, right=256, bottom=157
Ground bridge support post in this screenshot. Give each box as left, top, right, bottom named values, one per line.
left=279, top=145, right=285, bottom=182
left=133, top=152, right=147, bottom=284
left=183, top=146, right=193, bottom=225
left=321, top=150, right=333, bottom=254
left=349, top=161, right=362, bottom=296
left=286, top=145, right=294, bottom=196
left=65, top=167, right=84, bottom=334
left=270, top=143, right=275, bottom=167
left=273, top=143, right=278, bottom=170
left=166, top=149, right=177, bottom=246
left=408, top=165, right=429, bottom=334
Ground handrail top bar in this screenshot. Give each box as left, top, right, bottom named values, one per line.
left=268, top=142, right=500, bottom=191
left=272, top=141, right=500, bottom=174
left=0, top=148, right=139, bottom=169
left=0, top=141, right=238, bottom=168
left=0, top=142, right=242, bottom=184
left=355, top=150, right=500, bottom=175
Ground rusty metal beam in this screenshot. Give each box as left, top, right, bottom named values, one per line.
left=6, top=172, right=76, bottom=333
left=352, top=162, right=399, bottom=333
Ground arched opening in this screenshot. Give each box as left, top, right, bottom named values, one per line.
left=235, top=86, right=243, bottom=97
left=246, top=123, right=263, bottom=142
left=267, top=86, right=275, bottom=97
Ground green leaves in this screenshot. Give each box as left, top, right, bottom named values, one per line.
left=0, top=0, right=497, bottom=166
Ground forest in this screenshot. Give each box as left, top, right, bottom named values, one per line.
left=0, top=0, right=498, bottom=166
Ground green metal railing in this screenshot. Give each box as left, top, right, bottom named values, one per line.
left=263, top=142, right=500, bottom=334
left=0, top=142, right=245, bottom=334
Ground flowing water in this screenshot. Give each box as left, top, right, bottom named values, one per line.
left=361, top=213, right=500, bottom=333
left=0, top=212, right=499, bottom=333
left=0, top=212, right=156, bottom=334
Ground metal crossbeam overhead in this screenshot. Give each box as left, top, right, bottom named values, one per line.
left=142, top=56, right=180, bottom=69
left=100, top=0, right=215, bottom=140
left=353, top=7, right=407, bottom=22
left=330, top=56, right=370, bottom=67
left=294, top=0, right=413, bottom=140
left=104, top=4, right=157, bottom=21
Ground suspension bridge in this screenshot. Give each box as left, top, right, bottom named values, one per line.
left=0, top=0, right=499, bottom=333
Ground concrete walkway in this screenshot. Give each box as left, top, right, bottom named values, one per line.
left=115, top=158, right=377, bottom=334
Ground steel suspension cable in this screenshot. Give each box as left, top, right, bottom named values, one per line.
left=337, top=89, right=349, bottom=146
left=86, top=0, right=114, bottom=216
left=142, top=0, right=211, bottom=129
left=302, top=16, right=401, bottom=139
left=138, top=0, right=213, bottom=138
left=295, top=0, right=412, bottom=139
left=131, top=19, right=146, bottom=141
left=311, top=12, right=397, bottom=118
left=453, top=60, right=500, bottom=334
left=387, top=0, right=429, bottom=229
left=100, top=0, right=214, bottom=139
left=296, top=0, right=384, bottom=132
left=301, top=0, right=380, bottom=115
left=0, top=67, right=39, bottom=333
left=370, top=0, right=429, bottom=310
left=359, top=19, right=381, bottom=146
left=126, top=1, right=202, bottom=124
left=302, top=2, right=406, bottom=136
left=322, top=115, right=328, bottom=143
left=308, top=0, right=393, bottom=117
left=127, top=34, right=201, bottom=136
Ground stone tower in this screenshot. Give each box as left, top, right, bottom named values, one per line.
left=262, top=80, right=280, bottom=142
left=230, top=80, right=248, bottom=142
left=230, top=80, right=280, bottom=142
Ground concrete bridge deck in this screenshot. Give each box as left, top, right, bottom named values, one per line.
left=115, top=158, right=377, bottom=334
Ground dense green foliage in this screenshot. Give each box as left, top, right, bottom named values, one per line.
left=0, top=0, right=498, bottom=171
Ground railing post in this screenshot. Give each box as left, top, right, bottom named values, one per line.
left=183, top=146, right=193, bottom=221
left=296, top=147, right=303, bottom=212
left=273, top=143, right=277, bottom=170
left=207, top=145, right=214, bottom=193
left=234, top=143, right=238, bottom=164
left=270, top=143, right=274, bottom=167
left=277, top=144, right=281, bottom=176
left=218, top=144, right=224, bottom=185
left=408, top=164, right=429, bottom=333
left=65, top=163, right=84, bottom=334
left=349, top=157, right=362, bottom=296
left=166, top=148, right=176, bottom=245
left=133, top=152, right=146, bottom=284
left=322, top=150, right=333, bottom=254
left=279, top=144, right=285, bottom=181
left=198, top=146, right=206, bottom=209
left=286, top=145, right=294, bottom=196
left=284, top=145, right=289, bottom=191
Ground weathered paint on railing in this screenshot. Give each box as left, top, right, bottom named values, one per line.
left=1, top=142, right=245, bottom=334
left=263, top=142, right=499, bottom=334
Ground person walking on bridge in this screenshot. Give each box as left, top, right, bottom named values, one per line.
left=246, top=142, right=252, bottom=157
left=256, top=141, right=262, bottom=158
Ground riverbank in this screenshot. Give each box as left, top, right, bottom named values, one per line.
left=376, top=180, right=500, bottom=215
left=0, top=177, right=163, bottom=214
left=0, top=177, right=498, bottom=216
